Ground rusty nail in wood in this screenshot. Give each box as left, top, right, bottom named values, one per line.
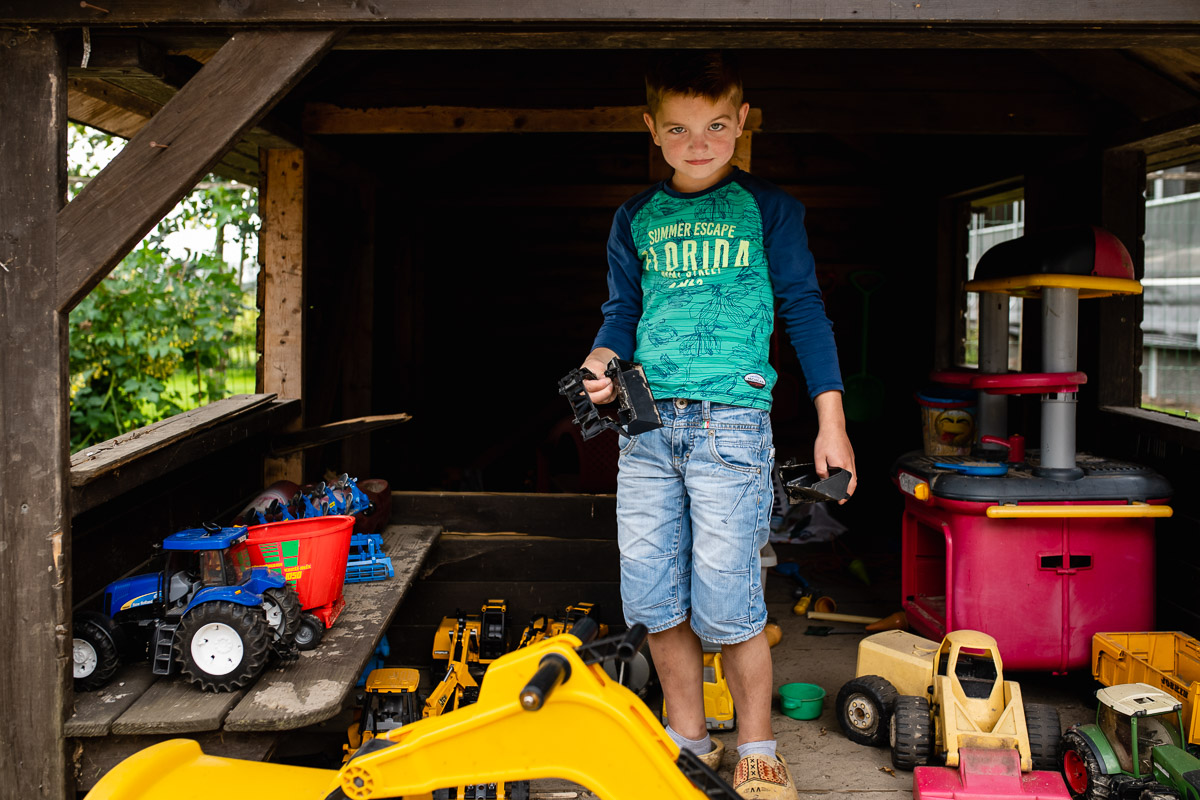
left=80, top=1, right=110, bottom=12
left=149, top=141, right=169, bottom=149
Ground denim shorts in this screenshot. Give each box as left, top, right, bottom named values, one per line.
left=615, top=398, right=774, bottom=644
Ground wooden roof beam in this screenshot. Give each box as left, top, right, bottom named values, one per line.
left=56, top=29, right=339, bottom=313
left=6, top=1, right=1200, bottom=26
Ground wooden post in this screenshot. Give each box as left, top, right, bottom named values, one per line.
left=259, top=149, right=307, bottom=484
left=1099, top=148, right=1147, bottom=408
left=0, top=30, right=73, bottom=800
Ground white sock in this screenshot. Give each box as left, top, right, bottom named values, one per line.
left=665, top=724, right=715, bottom=756
left=737, top=740, right=778, bottom=760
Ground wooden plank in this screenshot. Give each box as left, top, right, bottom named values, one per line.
left=1035, top=50, right=1199, bottom=123
left=72, top=731, right=277, bottom=792
left=69, top=394, right=275, bottom=486
left=270, top=413, right=412, bottom=457
left=65, top=666, right=158, bottom=737
left=260, top=148, right=307, bottom=485
left=110, top=677, right=246, bottom=735
left=392, top=492, right=617, bottom=539
left=223, top=524, right=440, bottom=731
left=9, top=1, right=1200, bottom=25
left=71, top=397, right=299, bottom=515
left=55, top=29, right=338, bottom=313
left=417, top=183, right=882, bottom=209
left=304, top=104, right=763, bottom=135
left=66, top=36, right=165, bottom=80
left=0, top=30, right=72, bottom=800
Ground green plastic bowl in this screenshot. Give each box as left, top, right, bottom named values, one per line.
left=778, top=682, right=825, bottom=720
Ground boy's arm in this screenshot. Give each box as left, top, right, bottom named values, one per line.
left=586, top=205, right=643, bottom=405
left=814, top=390, right=857, bottom=502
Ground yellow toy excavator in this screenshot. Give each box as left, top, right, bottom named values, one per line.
left=86, top=624, right=741, bottom=800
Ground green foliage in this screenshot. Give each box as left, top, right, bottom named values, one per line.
left=67, top=123, right=259, bottom=452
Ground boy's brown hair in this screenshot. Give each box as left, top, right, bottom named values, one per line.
left=644, top=51, right=744, bottom=119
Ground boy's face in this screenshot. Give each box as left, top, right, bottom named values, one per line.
left=644, top=91, right=750, bottom=194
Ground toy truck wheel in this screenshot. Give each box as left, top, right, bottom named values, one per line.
left=837, top=675, right=899, bottom=746
left=262, top=586, right=302, bottom=644
left=294, top=612, right=326, bottom=651
left=890, top=694, right=934, bottom=770
left=1025, top=702, right=1062, bottom=771
left=73, top=613, right=121, bottom=691
left=1059, top=729, right=1112, bottom=800
left=175, top=601, right=271, bottom=692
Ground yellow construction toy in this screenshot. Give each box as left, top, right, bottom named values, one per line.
left=662, top=645, right=736, bottom=732
left=85, top=625, right=743, bottom=800
left=431, top=599, right=509, bottom=668
left=516, top=602, right=607, bottom=648
left=1092, top=631, right=1200, bottom=746
left=835, top=629, right=1060, bottom=772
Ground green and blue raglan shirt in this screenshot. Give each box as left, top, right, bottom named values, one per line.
left=592, top=168, right=843, bottom=410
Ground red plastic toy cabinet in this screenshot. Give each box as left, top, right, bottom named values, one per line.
left=895, top=452, right=1170, bottom=672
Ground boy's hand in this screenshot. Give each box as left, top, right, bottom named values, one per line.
left=813, top=390, right=857, bottom=503
left=581, top=347, right=619, bottom=404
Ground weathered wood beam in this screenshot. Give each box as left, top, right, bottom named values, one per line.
left=414, top=183, right=883, bottom=209
left=1036, top=50, right=1199, bottom=122
left=304, top=94, right=1089, bottom=136
left=55, top=29, right=337, bottom=312
left=0, top=29, right=72, bottom=800
left=304, top=104, right=763, bottom=134
left=259, top=149, right=307, bottom=485
left=7, top=1, right=1200, bottom=25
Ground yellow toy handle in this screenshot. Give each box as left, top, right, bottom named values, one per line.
left=985, top=502, right=1172, bottom=519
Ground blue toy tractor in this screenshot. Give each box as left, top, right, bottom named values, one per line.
left=72, top=524, right=302, bottom=693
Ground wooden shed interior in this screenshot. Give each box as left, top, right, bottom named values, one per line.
left=3, top=6, right=1200, bottom=798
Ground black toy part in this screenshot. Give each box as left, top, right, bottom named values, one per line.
left=557, top=358, right=663, bottom=440
left=778, top=460, right=853, bottom=503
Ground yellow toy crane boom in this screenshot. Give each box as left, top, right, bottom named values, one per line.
left=85, top=626, right=739, bottom=800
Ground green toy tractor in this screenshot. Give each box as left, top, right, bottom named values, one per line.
left=1059, top=682, right=1200, bottom=800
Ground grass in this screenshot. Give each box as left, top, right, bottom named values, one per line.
left=162, top=365, right=257, bottom=411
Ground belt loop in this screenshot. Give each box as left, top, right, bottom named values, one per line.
left=701, top=399, right=711, bottom=423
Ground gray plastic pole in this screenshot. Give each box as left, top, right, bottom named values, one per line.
left=1040, top=286, right=1079, bottom=470
left=977, top=292, right=1010, bottom=447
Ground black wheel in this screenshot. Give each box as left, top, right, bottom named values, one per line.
left=1059, top=728, right=1112, bottom=800
left=1139, top=789, right=1180, bottom=800
left=175, top=601, right=271, bottom=692
left=1025, top=702, right=1062, bottom=771
left=889, top=694, right=934, bottom=770
left=262, top=585, right=302, bottom=650
left=294, top=612, right=326, bottom=651
left=432, top=790, right=453, bottom=800
left=506, top=780, right=530, bottom=799
left=73, top=613, right=121, bottom=691
left=837, top=675, right=899, bottom=746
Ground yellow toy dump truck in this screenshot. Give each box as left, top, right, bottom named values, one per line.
left=1092, top=631, right=1200, bottom=747
left=836, top=629, right=1061, bottom=771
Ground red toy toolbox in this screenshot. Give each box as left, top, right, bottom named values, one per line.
left=236, top=515, right=355, bottom=628
left=895, top=452, right=1171, bottom=672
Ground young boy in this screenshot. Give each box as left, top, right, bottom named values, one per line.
left=581, top=52, right=856, bottom=799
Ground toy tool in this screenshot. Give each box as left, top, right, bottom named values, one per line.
left=558, top=357, right=662, bottom=440
left=778, top=461, right=852, bottom=503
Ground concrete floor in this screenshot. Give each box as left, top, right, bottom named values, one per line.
left=283, top=543, right=1096, bottom=798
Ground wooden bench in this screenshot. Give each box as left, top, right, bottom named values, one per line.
left=68, top=524, right=439, bottom=789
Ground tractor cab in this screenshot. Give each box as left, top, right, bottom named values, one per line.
left=160, top=525, right=254, bottom=612
left=1095, top=684, right=1185, bottom=780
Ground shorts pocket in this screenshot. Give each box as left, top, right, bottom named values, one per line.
left=618, top=432, right=638, bottom=456
left=706, top=427, right=762, bottom=475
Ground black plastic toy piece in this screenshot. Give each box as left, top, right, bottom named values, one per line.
left=558, top=358, right=663, bottom=440
left=778, top=460, right=853, bottom=503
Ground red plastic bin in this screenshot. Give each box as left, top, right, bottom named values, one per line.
left=236, top=515, right=354, bottom=627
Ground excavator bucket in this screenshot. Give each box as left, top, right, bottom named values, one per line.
left=86, top=739, right=343, bottom=800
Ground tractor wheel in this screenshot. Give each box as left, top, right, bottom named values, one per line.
left=1139, top=789, right=1181, bottom=800
left=837, top=675, right=899, bottom=746
left=294, top=612, right=326, bottom=651
left=176, top=601, right=271, bottom=692
left=262, top=586, right=302, bottom=644
left=889, top=694, right=934, bottom=770
left=1025, top=702, right=1062, bottom=771
left=73, top=613, right=121, bottom=691
left=1059, top=728, right=1112, bottom=800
